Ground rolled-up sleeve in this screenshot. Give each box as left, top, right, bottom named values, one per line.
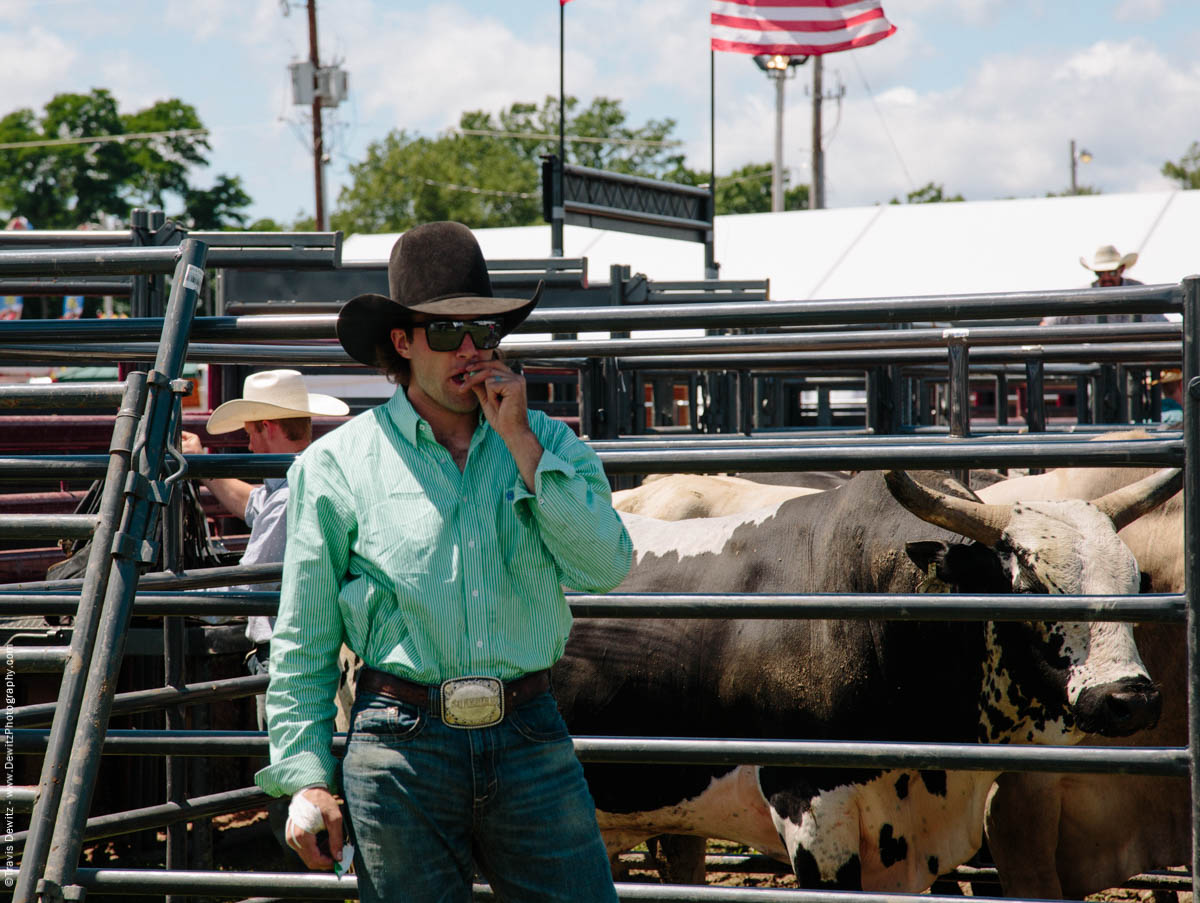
left=510, top=418, right=632, bottom=593
left=254, top=450, right=356, bottom=797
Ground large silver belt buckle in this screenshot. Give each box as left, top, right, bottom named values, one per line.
left=440, top=676, right=504, bottom=729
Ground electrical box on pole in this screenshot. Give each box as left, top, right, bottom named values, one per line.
left=289, top=60, right=348, bottom=108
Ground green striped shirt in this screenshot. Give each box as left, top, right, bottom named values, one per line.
left=255, top=386, right=633, bottom=796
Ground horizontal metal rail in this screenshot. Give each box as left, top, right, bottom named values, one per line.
left=8, top=786, right=36, bottom=813
left=3, top=561, right=282, bottom=592
left=0, top=382, right=126, bottom=410
left=0, top=246, right=182, bottom=276
left=0, top=593, right=279, bottom=619
left=599, top=343, right=1179, bottom=372
left=0, top=514, right=96, bottom=539
left=0, top=279, right=132, bottom=297
left=12, top=673, right=268, bottom=727
left=5, top=870, right=1101, bottom=902
left=8, top=730, right=1187, bottom=776
left=0, top=285, right=1181, bottom=346
left=9, top=647, right=69, bottom=672
left=0, top=339, right=1180, bottom=369
left=9, top=785, right=271, bottom=851
left=0, top=437, right=1179, bottom=482
left=0, top=591, right=1181, bottom=624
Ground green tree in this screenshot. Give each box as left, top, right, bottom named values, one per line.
left=889, top=182, right=964, bottom=204
left=0, top=89, right=250, bottom=229
left=332, top=96, right=689, bottom=234
left=1162, top=141, right=1200, bottom=189
left=181, top=175, right=252, bottom=230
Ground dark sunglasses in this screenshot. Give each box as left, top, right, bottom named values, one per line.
left=423, top=319, right=504, bottom=352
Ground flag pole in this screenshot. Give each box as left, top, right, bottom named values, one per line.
left=552, top=0, right=566, bottom=257
left=706, top=47, right=717, bottom=278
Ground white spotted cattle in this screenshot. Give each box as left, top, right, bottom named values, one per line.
left=612, top=474, right=821, bottom=520
left=977, top=460, right=1191, bottom=899
left=551, top=468, right=1179, bottom=892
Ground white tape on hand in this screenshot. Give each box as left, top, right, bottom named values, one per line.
left=285, top=793, right=326, bottom=853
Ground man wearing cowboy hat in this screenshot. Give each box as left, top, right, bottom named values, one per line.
left=180, top=370, right=348, bottom=665
left=255, top=221, right=632, bottom=901
left=1152, top=368, right=1183, bottom=426
left=1041, top=245, right=1165, bottom=325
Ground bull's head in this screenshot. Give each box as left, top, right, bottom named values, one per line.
left=885, top=468, right=1180, bottom=744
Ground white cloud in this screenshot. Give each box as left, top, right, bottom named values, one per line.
left=800, top=37, right=1200, bottom=207
left=0, top=26, right=78, bottom=111
left=1114, top=0, right=1166, bottom=22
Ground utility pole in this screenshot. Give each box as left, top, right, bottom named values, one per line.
left=307, top=0, right=325, bottom=230
left=809, top=57, right=845, bottom=211
left=811, top=56, right=824, bottom=210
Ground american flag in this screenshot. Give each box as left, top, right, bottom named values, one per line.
left=711, top=0, right=896, bottom=56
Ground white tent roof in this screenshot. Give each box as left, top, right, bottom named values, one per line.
left=342, top=189, right=1197, bottom=303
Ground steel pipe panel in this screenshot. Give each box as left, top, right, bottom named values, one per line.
left=0, top=279, right=132, bottom=296
left=0, top=592, right=279, bottom=619
left=13, top=673, right=269, bottom=727
left=9, top=647, right=68, bottom=672
left=0, top=382, right=125, bottom=410
left=8, top=729, right=1186, bottom=776
left=0, top=514, right=96, bottom=539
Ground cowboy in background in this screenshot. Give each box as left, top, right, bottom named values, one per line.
left=1041, top=244, right=1166, bottom=326
left=1153, top=368, right=1183, bottom=427
left=180, top=370, right=348, bottom=684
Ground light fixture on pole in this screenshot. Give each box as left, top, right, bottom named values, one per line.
left=753, top=54, right=807, bottom=212
left=1070, top=139, right=1092, bottom=195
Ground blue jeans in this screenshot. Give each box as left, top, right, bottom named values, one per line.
left=342, top=689, right=616, bottom=903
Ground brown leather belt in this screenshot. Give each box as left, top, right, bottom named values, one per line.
left=357, top=667, right=550, bottom=721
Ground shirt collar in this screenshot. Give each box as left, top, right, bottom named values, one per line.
left=384, top=383, right=488, bottom=447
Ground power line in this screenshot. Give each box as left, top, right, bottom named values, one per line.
left=0, top=128, right=209, bottom=152
left=850, top=54, right=914, bottom=193
left=401, top=173, right=539, bottom=200
left=453, top=127, right=681, bottom=149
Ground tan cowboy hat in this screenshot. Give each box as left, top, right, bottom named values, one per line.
left=1151, top=368, right=1182, bottom=387
left=207, top=369, right=349, bottom=435
left=1080, top=244, right=1137, bottom=272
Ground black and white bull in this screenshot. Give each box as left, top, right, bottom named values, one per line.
left=977, top=459, right=1191, bottom=899
left=551, top=468, right=1179, bottom=892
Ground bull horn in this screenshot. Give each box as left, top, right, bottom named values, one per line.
left=884, top=470, right=1012, bottom=546
left=1092, top=468, right=1182, bottom=531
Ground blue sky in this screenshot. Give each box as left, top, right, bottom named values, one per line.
left=2, top=0, right=1198, bottom=227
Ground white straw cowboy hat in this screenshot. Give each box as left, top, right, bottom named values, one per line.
left=1080, top=244, right=1138, bottom=272
left=206, top=369, right=349, bottom=435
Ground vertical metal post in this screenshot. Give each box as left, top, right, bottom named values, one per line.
left=995, top=372, right=1008, bottom=426
left=817, top=385, right=832, bottom=427
left=162, top=415, right=186, bottom=900
left=1180, top=275, right=1200, bottom=903
left=738, top=370, right=753, bottom=435
left=687, top=374, right=699, bottom=432
left=866, top=369, right=894, bottom=434
left=38, top=240, right=207, bottom=901
left=706, top=48, right=717, bottom=279
left=946, top=331, right=970, bottom=486
left=1024, top=354, right=1046, bottom=433
left=129, top=208, right=149, bottom=320
left=1076, top=374, right=1091, bottom=424
left=307, top=0, right=326, bottom=231
left=13, top=374, right=148, bottom=903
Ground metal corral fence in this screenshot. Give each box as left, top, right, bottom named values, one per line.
left=0, top=234, right=1192, bottom=902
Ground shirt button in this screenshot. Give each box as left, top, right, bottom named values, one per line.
left=472, top=589, right=479, bottom=598
left=505, top=490, right=514, bottom=501
left=468, top=540, right=475, bottom=549
left=476, top=640, right=483, bottom=649
left=462, top=496, right=468, bottom=503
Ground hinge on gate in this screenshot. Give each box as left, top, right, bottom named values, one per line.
left=111, top=532, right=159, bottom=564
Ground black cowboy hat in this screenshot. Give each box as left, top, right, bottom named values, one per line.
left=337, top=221, right=542, bottom=368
